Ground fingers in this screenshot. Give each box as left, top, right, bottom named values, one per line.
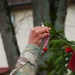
left=32, top=26, right=51, bottom=34
left=40, top=33, right=49, bottom=39
left=39, top=27, right=50, bottom=33
left=33, top=26, right=51, bottom=38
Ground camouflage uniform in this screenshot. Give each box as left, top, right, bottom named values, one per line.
left=10, top=44, right=41, bottom=75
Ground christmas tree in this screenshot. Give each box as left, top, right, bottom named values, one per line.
left=37, top=23, right=75, bottom=75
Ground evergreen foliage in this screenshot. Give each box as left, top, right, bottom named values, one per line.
left=38, top=23, right=75, bottom=75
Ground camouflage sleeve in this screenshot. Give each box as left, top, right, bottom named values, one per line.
left=10, top=44, right=41, bottom=75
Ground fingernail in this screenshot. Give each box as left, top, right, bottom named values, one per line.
left=48, top=28, right=51, bottom=30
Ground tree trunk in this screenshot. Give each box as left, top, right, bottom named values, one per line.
left=0, top=0, right=20, bottom=71
left=32, top=0, right=50, bottom=26
left=50, top=0, right=59, bottom=25
left=55, top=0, right=69, bottom=30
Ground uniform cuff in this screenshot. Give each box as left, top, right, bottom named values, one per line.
left=25, top=44, right=41, bottom=55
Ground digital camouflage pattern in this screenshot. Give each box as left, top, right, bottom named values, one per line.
left=10, top=44, right=41, bottom=75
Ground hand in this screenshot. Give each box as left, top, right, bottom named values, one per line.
left=28, top=26, right=51, bottom=46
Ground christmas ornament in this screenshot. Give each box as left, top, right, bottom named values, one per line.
left=65, top=47, right=73, bottom=53
left=43, top=47, right=48, bottom=52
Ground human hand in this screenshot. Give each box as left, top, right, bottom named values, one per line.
left=28, top=26, right=51, bottom=46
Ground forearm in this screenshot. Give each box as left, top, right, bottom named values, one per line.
left=10, top=44, right=41, bottom=75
